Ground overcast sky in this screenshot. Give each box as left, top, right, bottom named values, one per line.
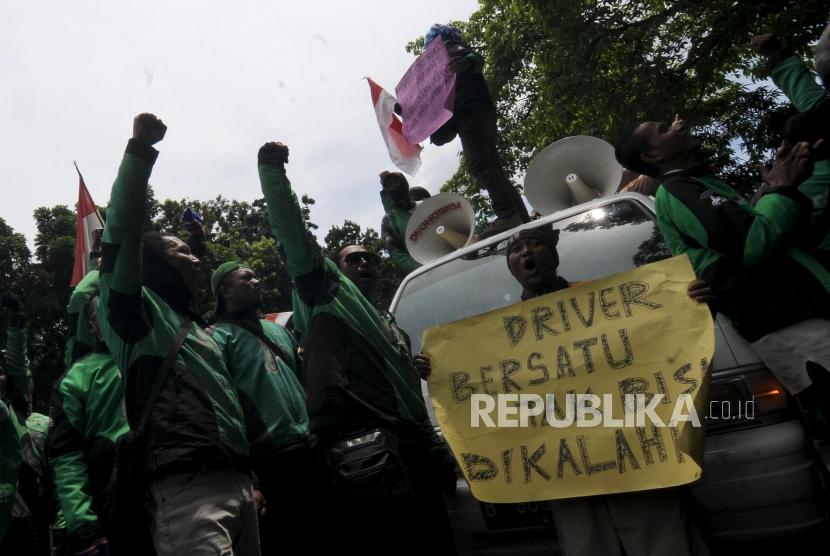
left=0, top=0, right=478, bottom=252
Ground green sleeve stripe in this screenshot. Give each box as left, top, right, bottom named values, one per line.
left=743, top=193, right=803, bottom=264
left=102, top=152, right=154, bottom=296
left=771, top=56, right=829, bottom=112
left=258, top=164, right=322, bottom=279
left=52, top=451, right=99, bottom=532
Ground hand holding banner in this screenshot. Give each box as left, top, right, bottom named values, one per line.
left=422, top=256, right=714, bottom=503
left=395, top=37, right=456, bottom=145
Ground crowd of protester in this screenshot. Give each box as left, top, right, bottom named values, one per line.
left=0, top=21, right=829, bottom=556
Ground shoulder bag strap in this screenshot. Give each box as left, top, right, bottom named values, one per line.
left=136, top=318, right=192, bottom=434
left=226, top=320, right=292, bottom=364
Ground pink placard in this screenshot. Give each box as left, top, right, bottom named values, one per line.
left=395, top=37, right=456, bottom=145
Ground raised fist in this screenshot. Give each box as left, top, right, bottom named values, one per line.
left=750, top=33, right=784, bottom=57
left=379, top=171, right=406, bottom=191
left=258, top=142, right=289, bottom=166
left=132, top=113, right=167, bottom=146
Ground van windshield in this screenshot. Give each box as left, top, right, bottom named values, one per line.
left=392, top=199, right=671, bottom=352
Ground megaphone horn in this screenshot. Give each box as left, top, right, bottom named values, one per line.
left=524, top=136, right=623, bottom=216
left=405, top=193, right=476, bottom=264
left=435, top=225, right=469, bottom=249
left=565, top=173, right=601, bottom=205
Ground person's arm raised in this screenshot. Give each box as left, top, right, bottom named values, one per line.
left=257, top=142, right=323, bottom=279
left=99, top=114, right=165, bottom=339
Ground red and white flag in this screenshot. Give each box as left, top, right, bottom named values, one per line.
left=367, top=77, right=422, bottom=176
left=70, top=164, right=104, bottom=287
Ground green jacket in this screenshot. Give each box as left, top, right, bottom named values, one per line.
left=655, top=165, right=830, bottom=340
left=0, top=321, right=27, bottom=543
left=210, top=319, right=311, bottom=462
left=64, top=271, right=100, bottom=369
left=22, top=413, right=48, bottom=481
left=771, top=55, right=830, bottom=251
left=48, top=351, right=128, bottom=540
left=0, top=401, right=23, bottom=543
left=258, top=162, right=445, bottom=460
left=98, top=139, right=248, bottom=473
left=3, top=325, right=29, bottom=423
left=380, top=190, right=420, bottom=275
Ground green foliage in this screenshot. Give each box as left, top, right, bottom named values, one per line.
left=28, top=206, right=76, bottom=409
left=410, top=0, right=828, bottom=220
left=0, top=217, right=30, bottom=293
left=0, top=207, right=76, bottom=411
left=0, top=216, right=31, bottom=395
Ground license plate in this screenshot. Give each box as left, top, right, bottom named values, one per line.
left=480, top=501, right=554, bottom=531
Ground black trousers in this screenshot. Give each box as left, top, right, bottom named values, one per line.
left=320, top=429, right=458, bottom=556
left=432, top=108, right=528, bottom=220
left=254, top=445, right=326, bottom=555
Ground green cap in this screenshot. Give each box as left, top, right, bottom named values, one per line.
left=211, top=261, right=241, bottom=301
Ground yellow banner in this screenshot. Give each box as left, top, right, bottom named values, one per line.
left=422, top=256, right=714, bottom=502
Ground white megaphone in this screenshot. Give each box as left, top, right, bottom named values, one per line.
left=524, top=136, right=623, bottom=216
left=404, top=193, right=475, bottom=264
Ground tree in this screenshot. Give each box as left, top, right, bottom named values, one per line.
left=0, top=217, right=31, bottom=294
left=24, top=206, right=76, bottom=412
left=0, top=217, right=32, bottom=401
left=408, top=0, right=828, bottom=223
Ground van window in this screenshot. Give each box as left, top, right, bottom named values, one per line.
left=392, top=199, right=671, bottom=352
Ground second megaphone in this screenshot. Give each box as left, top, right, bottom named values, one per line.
left=404, top=193, right=476, bottom=264
left=524, top=135, right=623, bottom=216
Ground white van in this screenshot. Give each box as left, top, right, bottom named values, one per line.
left=389, top=192, right=830, bottom=553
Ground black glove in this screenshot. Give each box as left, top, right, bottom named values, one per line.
left=258, top=142, right=289, bottom=166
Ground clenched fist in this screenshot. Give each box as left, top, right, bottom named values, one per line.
left=258, top=142, right=289, bottom=166
left=132, top=113, right=167, bottom=146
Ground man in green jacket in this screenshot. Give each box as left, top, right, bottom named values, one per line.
left=615, top=116, right=830, bottom=437
left=48, top=276, right=129, bottom=556
left=751, top=33, right=830, bottom=253
left=0, top=294, right=27, bottom=550
left=379, top=171, right=430, bottom=275
left=0, top=399, right=23, bottom=550
left=209, top=261, right=319, bottom=554
left=98, top=113, right=257, bottom=555
left=257, top=141, right=456, bottom=554
left=65, top=271, right=101, bottom=370
left=0, top=293, right=56, bottom=556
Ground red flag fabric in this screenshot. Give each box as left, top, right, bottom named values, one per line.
left=367, top=77, right=422, bottom=176
left=70, top=170, right=104, bottom=287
